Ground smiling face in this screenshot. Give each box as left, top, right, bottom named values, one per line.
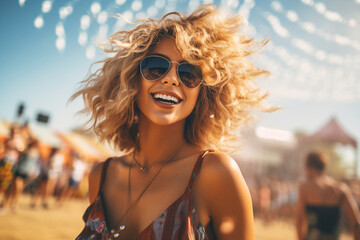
left=136, top=38, right=201, bottom=126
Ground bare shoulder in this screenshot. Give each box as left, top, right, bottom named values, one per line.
left=196, top=151, right=255, bottom=239
left=197, top=151, right=250, bottom=204
left=338, top=181, right=352, bottom=196
left=90, top=161, right=105, bottom=178
left=323, top=177, right=348, bottom=197
left=89, top=159, right=111, bottom=184
left=201, top=151, right=241, bottom=177
left=89, top=156, right=128, bottom=181
left=88, top=161, right=106, bottom=203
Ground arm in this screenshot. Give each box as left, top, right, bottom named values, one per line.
left=197, top=152, right=254, bottom=240
left=88, top=162, right=104, bottom=204
left=296, top=184, right=306, bottom=240
left=340, top=183, right=360, bottom=240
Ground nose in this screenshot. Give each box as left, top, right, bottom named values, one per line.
left=160, top=62, right=180, bottom=87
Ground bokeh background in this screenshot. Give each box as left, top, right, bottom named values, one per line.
left=0, top=0, right=359, bottom=239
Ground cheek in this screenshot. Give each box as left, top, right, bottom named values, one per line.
left=190, top=87, right=201, bottom=105
left=186, top=88, right=201, bottom=113
left=136, top=80, right=150, bottom=109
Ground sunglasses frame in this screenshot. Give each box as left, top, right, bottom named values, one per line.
left=139, top=55, right=203, bottom=89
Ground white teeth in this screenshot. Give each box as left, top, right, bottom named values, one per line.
left=153, top=93, right=180, bottom=103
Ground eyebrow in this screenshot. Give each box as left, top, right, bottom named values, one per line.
left=150, top=53, right=187, bottom=63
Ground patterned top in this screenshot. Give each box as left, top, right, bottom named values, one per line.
left=76, top=150, right=212, bottom=240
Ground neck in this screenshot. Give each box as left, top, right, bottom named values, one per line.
left=306, top=169, right=325, bottom=179
left=136, top=113, right=187, bottom=166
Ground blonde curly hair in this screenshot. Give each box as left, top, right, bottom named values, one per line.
left=71, top=4, right=273, bottom=152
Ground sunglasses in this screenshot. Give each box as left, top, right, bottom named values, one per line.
left=140, top=55, right=203, bottom=88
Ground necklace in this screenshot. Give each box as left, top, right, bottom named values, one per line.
left=133, top=152, right=149, bottom=173
left=110, top=145, right=184, bottom=238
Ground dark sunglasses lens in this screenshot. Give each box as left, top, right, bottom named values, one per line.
left=140, top=56, right=170, bottom=81
left=178, top=63, right=202, bottom=88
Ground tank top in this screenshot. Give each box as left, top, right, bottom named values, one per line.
left=305, top=205, right=341, bottom=240
left=76, top=150, right=212, bottom=240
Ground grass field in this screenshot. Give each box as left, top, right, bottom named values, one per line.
left=0, top=194, right=352, bottom=240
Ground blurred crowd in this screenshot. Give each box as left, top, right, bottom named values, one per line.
left=1, top=122, right=360, bottom=237
left=247, top=175, right=360, bottom=232
left=0, top=123, right=90, bottom=214
left=248, top=177, right=298, bottom=222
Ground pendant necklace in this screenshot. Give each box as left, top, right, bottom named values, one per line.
left=133, top=152, right=149, bottom=173
left=109, top=145, right=184, bottom=239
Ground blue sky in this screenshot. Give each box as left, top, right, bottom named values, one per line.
left=0, top=0, right=359, bottom=153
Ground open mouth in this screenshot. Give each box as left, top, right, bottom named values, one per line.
left=151, top=93, right=182, bottom=105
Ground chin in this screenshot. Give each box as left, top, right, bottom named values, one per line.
left=151, top=116, right=184, bottom=126
left=141, top=111, right=187, bottom=127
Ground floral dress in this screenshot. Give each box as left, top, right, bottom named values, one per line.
left=76, top=150, right=212, bottom=240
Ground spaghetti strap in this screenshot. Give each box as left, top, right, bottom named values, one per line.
left=99, top=158, right=112, bottom=194
left=187, top=150, right=213, bottom=191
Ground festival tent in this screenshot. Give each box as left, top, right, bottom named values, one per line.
left=28, top=123, right=68, bottom=161
left=234, top=126, right=297, bottom=164
left=57, top=131, right=117, bottom=162
left=309, top=117, right=357, bottom=148
left=30, top=125, right=122, bottom=162
left=231, top=127, right=298, bottom=178
left=29, top=123, right=64, bottom=148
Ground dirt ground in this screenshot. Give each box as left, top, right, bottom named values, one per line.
left=0, top=194, right=352, bottom=240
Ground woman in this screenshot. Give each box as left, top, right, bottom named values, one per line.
left=296, top=152, right=360, bottom=240
left=74, top=4, right=271, bottom=240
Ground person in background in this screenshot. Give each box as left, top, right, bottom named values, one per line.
left=44, top=147, right=64, bottom=208
left=30, top=148, right=55, bottom=209
left=67, top=153, right=87, bottom=197
left=259, top=179, right=272, bottom=224
left=0, top=140, right=40, bottom=213
left=0, top=141, right=18, bottom=194
left=0, top=128, right=21, bottom=214
left=296, top=151, right=360, bottom=240
left=58, top=152, right=87, bottom=205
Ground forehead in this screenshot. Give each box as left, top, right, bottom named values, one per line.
left=150, top=38, right=184, bottom=61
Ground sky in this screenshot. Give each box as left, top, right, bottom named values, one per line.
left=0, top=0, right=359, bottom=163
